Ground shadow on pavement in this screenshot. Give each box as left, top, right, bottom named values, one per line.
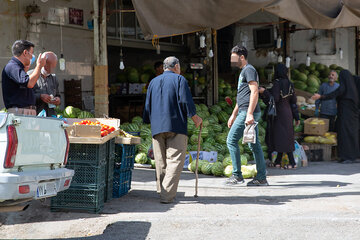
left=115, top=189, right=360, bottom=209
left=51, top=221, right=151, bottom=240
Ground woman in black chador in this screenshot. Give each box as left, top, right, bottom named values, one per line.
left=313, top=70, right=360, bottom=163
left=260, top=63, right=300, bottom=169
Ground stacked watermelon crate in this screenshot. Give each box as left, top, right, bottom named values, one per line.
left=51, top=143, right=108, bottom=213
left=113, top=141, right=136, bottom=198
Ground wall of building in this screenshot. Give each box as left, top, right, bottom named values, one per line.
left=233, top=11, right=356, bottom=73
left=0, top=0, right=94, bottom=109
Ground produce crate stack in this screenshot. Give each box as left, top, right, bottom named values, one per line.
left=105, top=139, right=115, bottom=202
left=302, top=118, right=337, bottom=161
left=51, top=143, right=107, bottom=213
left=113, top=143, right=136, bottom=198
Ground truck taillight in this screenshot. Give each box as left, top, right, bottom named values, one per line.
left=4, top=125, right=18, bottom=168
left=19, top=185, right=30, bottom=194
left=64, top=129, right=70, bottom=166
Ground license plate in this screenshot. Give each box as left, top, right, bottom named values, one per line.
left=36, top=182, right=57, bottom=198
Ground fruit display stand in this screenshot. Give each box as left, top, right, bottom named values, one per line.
left=51, top=118, right=119, bottom=213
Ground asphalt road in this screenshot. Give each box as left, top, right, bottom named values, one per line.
left=1, top=161, right=360, bottom=240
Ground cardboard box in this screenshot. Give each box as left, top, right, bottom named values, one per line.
left=66, top=118, right=120, bottom=138
left=304, top=117, right=329, bottom=136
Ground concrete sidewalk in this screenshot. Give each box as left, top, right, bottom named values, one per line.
left=1, top=162, right=360, bottom=240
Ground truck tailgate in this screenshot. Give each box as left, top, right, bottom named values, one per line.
left=13, top=116, right=67, bottom=167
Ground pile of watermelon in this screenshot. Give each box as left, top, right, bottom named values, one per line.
left=291, top=62, right=342, bottom=94
left=116, top=64, right=156, bottom=84
left=54, top=106, right=94, bottom=119
left=121, top=96, right=268, bottom=176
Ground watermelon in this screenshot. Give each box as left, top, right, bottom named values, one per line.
left=140, top=127, right=152, bottom=139
left=217, top=111, right=229, bottom=123
left=224, top=106, right=233, bottom=115
left=212, top=124, right=222, bottom=133
left=78, top=111, right=94, bottom=119
left=63, top=106, right=78, bottom=118
left=199, top=103, right=208, bottom=112
left=195, top=104, right=202, bottom=112
left=297, top=72, right=308, bottom=82
left=307, top=75, right=320, bottom=88
left=218, top=101, right=228, bottom=109
left=294, top=81, right=307, bottom=90
left=132, top=116, right=143, bottom=124
left=214, top=142, right=227, bottom=155
left=201, top=162, right=213, bottom=175
left=215, top=132, right=228, bottom=145
left=202, top=142, right=213, bottom=152
left=194, top=127, right=209, bottom=138
left=305, top=86, right=318, bottom=94
left=140, top=73, right=150, bottom=83
left=217, top=153, right=224, bottom=162
left=202, top=119, right=210, bottom=127
left=204, top=137, right=216, bottom=146
left=209, top=105, right=222, bottom=114
left=128, top=68, right=139, bottom=83
left=222, top=156, right=232, bottom=167
left=211, top=162, right=224, bottom=176
left=128, top=123, right=140, bottom=132
left=223, top=165, right=233, bottom=177
left=190, top=134, right=203, bottom=145
left=135, top=153, right=148, bottom=164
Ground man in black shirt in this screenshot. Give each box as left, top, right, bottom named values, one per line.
left=2, top=40, right=46, bottom=115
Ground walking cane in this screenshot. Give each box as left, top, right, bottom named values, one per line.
left=194, top=123, right=202, bottom=198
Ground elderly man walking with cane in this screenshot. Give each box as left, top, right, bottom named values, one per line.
left=143, top=56, right=202, bottom=204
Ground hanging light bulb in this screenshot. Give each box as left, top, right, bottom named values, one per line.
left=339, top=48, right=343, bottom=59
left=277, top=55, right=283, bottom=63
left=119, top=60, right=125, bottom=70
left=285, top=57, right=291, bottom=68
left=59, top=53, right=66, bottom=71
left=199, top=34, right=206, bottom=48
left=208, top=49, right=214, bottom=58
left=156, top=44, right=161, bottom=55
left=276, top=36, right=282, bottom=49
left=306, top=54, right=311, bottom=67
left=119, top=48, right=125, bottom=70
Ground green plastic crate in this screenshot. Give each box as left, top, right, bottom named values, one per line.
left=66, top=160, right=106, bottom=187
left=68, top=143, right=107, bottom=165
left=51, top=185, right=105, bottom=214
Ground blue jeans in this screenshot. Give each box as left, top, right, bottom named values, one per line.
left=226, top=110, right=267, bottom=180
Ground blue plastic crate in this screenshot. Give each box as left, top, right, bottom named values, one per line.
left=66, top=160, right=106, bottom=187
left=113, top=169, right=132, bottom=198
left=51, top=185, right=105, bottom=214
left=114, top=144, right=135, bottom=170
left=68, top=143, right=107, bottom=165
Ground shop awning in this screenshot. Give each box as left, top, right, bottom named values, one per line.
left=132, top=0, right=360, bottom=39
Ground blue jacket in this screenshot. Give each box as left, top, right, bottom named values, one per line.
left=143, top=71, right=196, bottom=137
left=315, top=82, right=339, bottom=116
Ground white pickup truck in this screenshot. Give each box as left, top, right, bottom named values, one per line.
left=0, top=113, right=74, bottom=212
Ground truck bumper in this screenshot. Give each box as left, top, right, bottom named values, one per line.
left=0, top=168, right=74, bottom=202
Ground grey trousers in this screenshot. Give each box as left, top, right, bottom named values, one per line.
left=152, top=132, right=188, bottom=202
